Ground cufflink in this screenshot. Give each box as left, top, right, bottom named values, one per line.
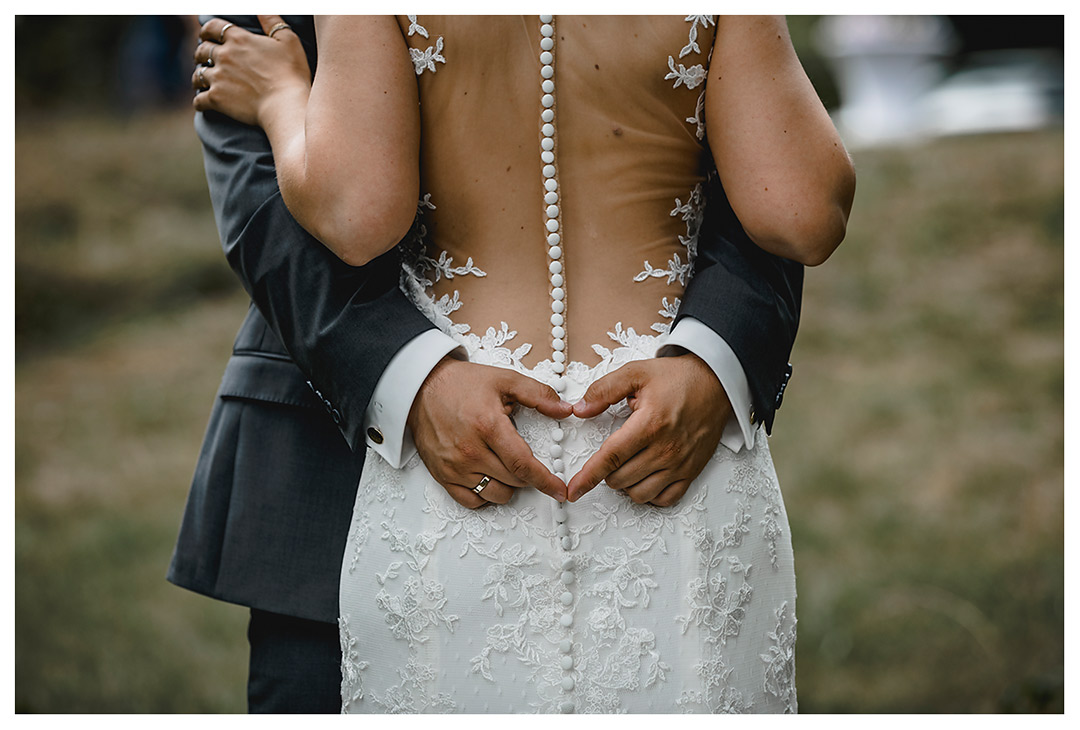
left=367, top=427, right=384, bottom=445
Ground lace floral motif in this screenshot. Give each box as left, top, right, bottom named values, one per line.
left=375, top=576, right=459, bottom=648
left=400, top=196, right=675, bottom=394
left=339, top=615, right=369, bottom=710
left=686, top=91, right=706, bottom=140
left=665, top=57, right=708, bottom=89
left=675, top=17, right=714, bottom=140
left=726, top=447, right=789, bottom=570
left=367, top=659, right=458, bottom=713
left=637, top=14, right=713, bottom=324
left=635, top=183, right=705, bottom=334
left=407, top=16, right=445, bottom=75
left=761, top=602, right=798, bottom=713
left=680, top=15, right=715, bottom=58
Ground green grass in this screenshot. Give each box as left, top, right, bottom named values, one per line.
left=14, top=110, right=1063, bottom=712
left=15, top=111, right=250, bottom=712
left=769, top=130, right=1064, bottom=712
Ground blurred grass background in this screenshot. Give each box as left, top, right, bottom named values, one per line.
left=14, top=16, right=1063, bottom=714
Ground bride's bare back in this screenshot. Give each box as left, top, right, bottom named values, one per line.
left=398, top=16, right=715, bottom=369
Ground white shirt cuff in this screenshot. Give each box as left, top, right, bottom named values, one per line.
left=656, top=317, right=756, bottom=452
left=363, top=329, right=465, bottom=468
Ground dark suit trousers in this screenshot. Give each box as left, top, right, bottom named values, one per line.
left=248, top=608, right=341, bottom=713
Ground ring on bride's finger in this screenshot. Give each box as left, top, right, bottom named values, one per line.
left=472, top=476, right=491, bottom=495
left=206, top=45, right=215, bottom=67
left=268, top=22, right=291, bottom=39
left=218, top=22, right=234, bottom=43
left=196, top=66, right=208, bottom=89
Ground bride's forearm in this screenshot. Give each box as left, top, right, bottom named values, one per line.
left=193, top=15, right=418, bottom=267
left=258, top=85, right=321, bottom=244
left=266, top=15, right=419, bottom=268
left=706, top=16, right=855, bottom=267
left=260, top=82, right=413, bottom=268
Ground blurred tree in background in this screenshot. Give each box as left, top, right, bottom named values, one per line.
left=16, top=15, right=198, bottom=115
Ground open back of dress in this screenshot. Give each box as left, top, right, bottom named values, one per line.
left=398, top=15, right=713, bottom=377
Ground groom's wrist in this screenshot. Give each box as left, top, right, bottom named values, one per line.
left=363, top=330, right=464, bottom=467
left=659, top=317, right=756, bottom=451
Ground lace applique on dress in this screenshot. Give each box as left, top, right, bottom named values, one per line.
left=674, top=16, right=714, bottom=140
left=665, top=57, right=708, bottom=89
left=680, top=15, right=715, bottom=58
left=687, top=87, right=707, bottom=140
left=339, top=615, right=369, bottom=709
left=634, top=182, right=705, bottom=334
left=400, top=194, right=494, bottom=341
left=631, top=17, right=713, bottom=334
left=761, top=602, right=798, bottom=713
left=368, top=659, right=458, bottom=713
left=726, top=444, right=789, bottom=570
left=400, top=196, right=671, bottom=390
left=407, top=16, right=445, bottom=75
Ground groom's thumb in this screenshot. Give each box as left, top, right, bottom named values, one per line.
left=257, top=14, right=291, bottom=38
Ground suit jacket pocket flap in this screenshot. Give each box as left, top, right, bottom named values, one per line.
left=218, top=353, right=322, bottom=409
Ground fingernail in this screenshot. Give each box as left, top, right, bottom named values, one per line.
left=573, top=399, right=586, bottom=409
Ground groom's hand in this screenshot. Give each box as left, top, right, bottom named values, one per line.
left=566, top=353, right=731, bottom=506
left=408, top=357, right=573, bottom=509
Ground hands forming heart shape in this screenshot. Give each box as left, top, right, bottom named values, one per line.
left=407, top=352, right=731, bottom=510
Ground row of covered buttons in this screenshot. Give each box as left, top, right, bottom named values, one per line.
left=556, top=507, right=575, bottom=712
left=538, top=14, right=566, bottom=399
left=538, top=14, right=576, bottom=715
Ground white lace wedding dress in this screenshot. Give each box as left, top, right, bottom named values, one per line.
left=338, top=15, right=797, bottom=713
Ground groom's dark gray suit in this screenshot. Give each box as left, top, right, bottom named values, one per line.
left=168, top=14, right=803, bottom=712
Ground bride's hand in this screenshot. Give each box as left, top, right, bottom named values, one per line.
left=408, top=357, right=574, bottom=509
left=566, top=353, right=731, bottom=506
left=191, top=15, right=311, bottom=127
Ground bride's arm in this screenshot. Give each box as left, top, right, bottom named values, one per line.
left=195, top=15, right=420, bottom=267
left=706, top=16, right=855, bottom=266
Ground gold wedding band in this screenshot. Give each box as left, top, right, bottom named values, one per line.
left=218, top=22, right=234, bottom=43
left=268, top=22, right=291, bottom=39
left=472, top=476, right=491, bottom=495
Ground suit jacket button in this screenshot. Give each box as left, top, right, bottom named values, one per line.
left=331, top=408, right=342, bottom=425
left=367, top=427, right=384, bottom=445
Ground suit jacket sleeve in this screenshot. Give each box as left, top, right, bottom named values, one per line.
left=195, top=15, right=437, bottom=452
left=674, top=173, right=804, bottom=435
